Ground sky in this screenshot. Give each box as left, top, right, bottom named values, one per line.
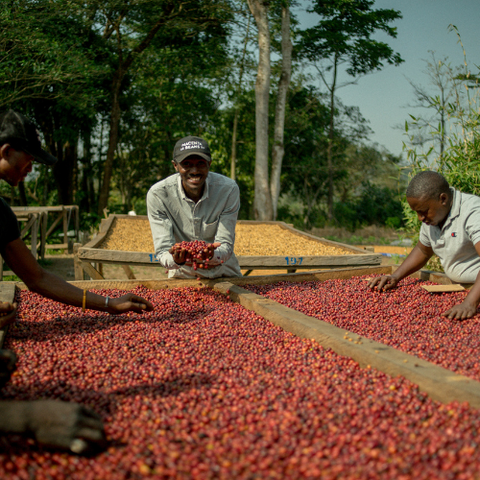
left=294, top=0, right=480, bottom=158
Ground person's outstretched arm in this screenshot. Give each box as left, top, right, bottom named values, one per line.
left=2, top=238, right=153, bottom=315
left=368, top=241, right=433, bottom=291
left=443, top=241, right=480, bottom=320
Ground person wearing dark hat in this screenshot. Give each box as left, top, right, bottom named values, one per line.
left=147, top=135, right=242, bottom=278
left=368, top=170, right=480, bottom=320
left=0, top=109, right=154, bottom=454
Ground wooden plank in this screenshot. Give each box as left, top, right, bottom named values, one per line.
left=422, top=284, right=466, bottom=293
left=79, top=261, right=105, bottom=280
left=30, top=213, right=38, bottom=258
left=83, top=215, right=116, bottom=249
left=19, top=213, right=36, bottom=237
left=78, top=247, right=157, bottom=264
left=122, top=265, right=136, bottom=279
left=12, top=205, right=68, bottom=213
left=15, top=278, right=202, bottom=291
left=237, top=254, right=382, bottom=267
left=45, top=211, right=64, bottom=238
left=78, top=247, right=382, bottom=268
left=73, top=244, right=84, bottom=280
left=209, top=265, right=395, bottom=287
left=213, top=281, right=480, bottom=408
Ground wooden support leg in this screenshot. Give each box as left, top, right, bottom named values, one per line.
left=73, top=244, right=82, bottom=280
left=79, top=261, right=104, bottom=280
left=243, top=270, right=253, bottom=276
left=30, top=214, right=38, bottom=259
left=122, top=265, right=136, bottom=279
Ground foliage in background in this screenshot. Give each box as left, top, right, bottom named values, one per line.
left=402, top=27, right=480, bottom=271
left=1, top=0, right=407, bottom=237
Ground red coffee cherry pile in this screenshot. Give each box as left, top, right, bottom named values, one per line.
left=244, top=276, right=480, bottom=381
left=172, top=240, right=217, bottom=270
left=2, top=285, right=480, bottom=479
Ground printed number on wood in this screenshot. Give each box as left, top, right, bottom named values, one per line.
left=285, top=257, right=303, bottom=266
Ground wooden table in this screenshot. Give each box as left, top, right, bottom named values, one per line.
left=11, top=205, right=80, bottom=254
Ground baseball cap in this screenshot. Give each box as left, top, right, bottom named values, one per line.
left=173, top=136, right=211, bottom=164
left=0, top=110, right=57, bottom=165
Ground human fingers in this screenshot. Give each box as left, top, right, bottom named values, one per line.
left=382, top=278, right=397, bottom=291
left=369, top=276, right=390, bottom=291
left=0, top=349, right=17, bottom=370
left=0, top=303, right=17, bottom=329
left=125, top=294, right=154, bottom=312
left=71, top=424, right=107, bottom=454
left=367, top=276, right=382, bottom=289
left=0, top=301, right=15, bottom=314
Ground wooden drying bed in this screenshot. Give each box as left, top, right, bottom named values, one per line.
left=5, top=265, right=479, bottom=408
left=73, top=215, right=382, bottom=280
left=11, top=205, right=80, bottom=252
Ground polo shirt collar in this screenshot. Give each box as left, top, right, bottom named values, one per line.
left=176, top=173, right=211, bottom=202
left=442, top=187, right=459, bottom=230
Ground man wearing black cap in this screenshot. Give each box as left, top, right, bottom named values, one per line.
left=147, top=135, right=242, bottom=278
left=0, top=109, right=154, bottom=454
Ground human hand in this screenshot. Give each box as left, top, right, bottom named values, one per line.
left=368, top=275, right=399, bottom=292
left=0, top=301, right=17, bottom=329
left=26, top=400, right=106, bottom=455
left=170, top=241, right=221, bottom=269
left=443, top=300, right=478, bottom=321
left=108, top=293, right=154, bottom=315
left=0, top=349, right=17, bottom=389
left=169, top=245, right=188, bottom=265
left=206, top=242, right=221, bottom=260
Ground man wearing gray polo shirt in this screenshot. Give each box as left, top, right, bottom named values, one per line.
left=147, top=135, right=242, bottom=279
left=368, top=170, right=480, bottom=320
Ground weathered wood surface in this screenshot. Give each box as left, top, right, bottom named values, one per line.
left=422, top=284, right=466, bottom=293
left=18, top=266, right=394, bottom=291
left=213, top=280, right=480, bottom=408
left=236, top=254, right=382, bottom=267
left=75, top=216, right=384, bottom=280
left=12, top=205, right=79, bottom=251
left=77, top=247, right=382, bottom=267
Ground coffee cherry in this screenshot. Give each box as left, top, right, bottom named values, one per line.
left=2, top=282, right=480, bottom=478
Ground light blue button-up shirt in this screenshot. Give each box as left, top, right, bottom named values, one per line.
left=147, top=172, right=242, bottom=278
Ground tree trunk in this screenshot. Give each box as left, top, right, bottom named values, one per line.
left=270, top=3, right=292, bottom=220
left=327, top=54, right=338, bottom=221
left=98, top=71, right=122, bottom=215
left=247, top=0, right=273, bottom=221
left=18, top=182, right=27, bottom=206
left=97, top=9, right=174, bottom=215
left=230, top=15, right=251, bottom=181
left=230, top=110, right=239, bottom=181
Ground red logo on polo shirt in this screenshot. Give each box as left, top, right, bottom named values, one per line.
left=451, top=232, right=457, bottom=237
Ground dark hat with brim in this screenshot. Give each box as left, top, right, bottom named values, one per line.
left=173, top=135, right=211, bottom=164
left=0, top=110, right=57, bottom=166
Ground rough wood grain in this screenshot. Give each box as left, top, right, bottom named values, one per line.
left=213, top=281, right=480, bottom=408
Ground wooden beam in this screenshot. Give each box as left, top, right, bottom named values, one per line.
left=78, top=261, right=104, bottom=280
left=213, top=280, right=480, bottom=408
